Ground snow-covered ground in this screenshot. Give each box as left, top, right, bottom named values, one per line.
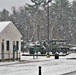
left=0, top=53, right=76, bottom=75
left=65, top=53, right=76, bottom=59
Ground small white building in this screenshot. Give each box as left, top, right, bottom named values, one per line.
left=0, top=21, right=22, bottom=61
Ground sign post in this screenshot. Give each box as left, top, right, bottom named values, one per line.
left=33, top=45, right=39, bottom=59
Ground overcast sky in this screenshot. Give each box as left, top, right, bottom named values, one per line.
left=0, top=0, right=73, bottom=13
left=0, top=0, right=33, bottom=12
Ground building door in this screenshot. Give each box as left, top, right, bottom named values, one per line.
left=1, top=40, right=4, bottom=61
left=13, top=41, right=19, bottom=60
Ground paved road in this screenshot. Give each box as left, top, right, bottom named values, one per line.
left=0, top=58, right=76, bottom=75
left=63, top=71, right=76, bottom=75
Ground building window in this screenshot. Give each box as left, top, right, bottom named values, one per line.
left=6, top=41, right=9, bottom=51
left=2, top=39, right=4, bottom=51
left=16, top=41, right=19, bottom=50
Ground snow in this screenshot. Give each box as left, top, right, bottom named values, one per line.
left=0, top=21, right=11, bottom=32
left=38, top=6, right=44, bottom=10
left=70, top=47, right=76, bottom=49
left=0, top=53, right=76, bottom=75
left=66, top=53, right=76, bottom=59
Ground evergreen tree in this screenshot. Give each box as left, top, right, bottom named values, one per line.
left=50, top=0, right=71, bottom=40
left=0, top=9, right=10, bottom=21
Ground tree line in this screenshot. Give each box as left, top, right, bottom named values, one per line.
left=0, top=0, right=76, bottom=44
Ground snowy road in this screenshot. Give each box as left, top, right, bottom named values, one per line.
left=0, top=56, right=76, bottom=75
left=62, top=71, right=76, bottom=75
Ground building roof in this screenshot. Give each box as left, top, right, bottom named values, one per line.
left=0, top=21, right=22, bottom=37
left=0, top=21, right=11, bottom=32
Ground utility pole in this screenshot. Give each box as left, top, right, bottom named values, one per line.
left=47, top=0, right=52, bottom=57
left=47, top=0, right=52, bottom=41
left=37, top=25, right=40, bottom=41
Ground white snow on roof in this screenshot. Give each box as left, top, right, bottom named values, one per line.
left=0, top=21, right=11, bottom=32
